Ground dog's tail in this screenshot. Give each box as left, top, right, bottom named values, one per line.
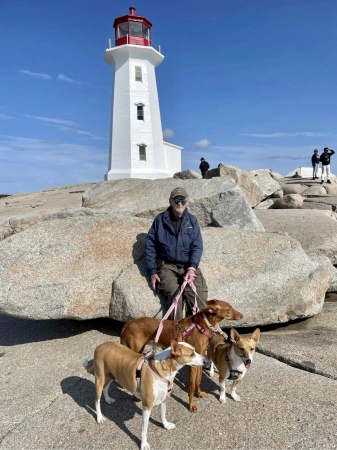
left=83, top=358, right=95, bottom=375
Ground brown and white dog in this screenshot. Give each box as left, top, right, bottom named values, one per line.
left=207, top=328, right=260, bottom=403
left=120, top=299, right=243, bottom=412
left=83, top=340, right=203, bottom=450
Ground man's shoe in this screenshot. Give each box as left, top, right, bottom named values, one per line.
left=321, top=181, right=324, bottom=184
left=328, top=180, right=331, bottom=184
left=315, top=177, right=319, bottom=179
left=312, top=177, right=315, bottom=180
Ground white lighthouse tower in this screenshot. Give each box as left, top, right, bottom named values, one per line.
left=104, top=6, right=181, bottom=180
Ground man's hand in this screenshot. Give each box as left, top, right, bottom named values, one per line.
left=186, top=268, right=197, bottom=281
left=151, top=273, right=161, bottom=291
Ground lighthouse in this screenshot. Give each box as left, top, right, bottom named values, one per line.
left=104, top=6, right=182, bottom=181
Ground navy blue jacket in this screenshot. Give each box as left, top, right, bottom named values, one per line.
left=146, top=207, right=203, bottom=276
left=320, top=149, right=335, bottom=165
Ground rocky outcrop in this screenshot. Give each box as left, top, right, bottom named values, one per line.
left=255, top=209, right=337, bottom=264
left=273, top=194, right=304, bottom=209
left=173, top=169, right=201, bottom=179
left=83, top=177, right=263, bottom=230
left=249, top=169, right=281, bottom=201
left=0, top=183, right=94, bottom=240
left=201, top=165, right=264, bottom=207
left=0, top=210, right=332, bottom=326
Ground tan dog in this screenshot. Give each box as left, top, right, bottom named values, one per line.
left=120, top=299, right=243, bottom=412
left=207, top=328, right=260, bottom=403
left=84, top=340, right=203, bottom=450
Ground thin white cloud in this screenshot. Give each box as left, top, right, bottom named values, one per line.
left=240, top=132, right=328, bottom=138
left=195, top=139, right=211, bottom=149
left=0, top=114, right=14, bottom=120
left=24, top=114, right=77, bottom=127
left=57, top=74, right=83, bottom=85
left=19, top=70, right=52, bottom=80
left=59, top=127, right=103, bottom=140
left=163, top=128, right=175, bottom=139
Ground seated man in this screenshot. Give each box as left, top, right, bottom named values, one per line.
left=145, top=187, right=208, bottom=320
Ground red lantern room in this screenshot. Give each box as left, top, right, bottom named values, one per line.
left=113, top=6, right=152, bottom=47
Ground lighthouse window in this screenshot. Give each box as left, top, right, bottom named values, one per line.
left=137, top=105, right=144, bottom=120
left=143, top=25, right=149, bottom=40
left=135, top=66, right=142, bottom=82
left=118, top=22, right=129, bottom=38
left=139, top=145, right=147, bottom=161
left=130, top=21, right=142, bottom=37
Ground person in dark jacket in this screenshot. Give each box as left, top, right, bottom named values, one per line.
left=320, top=147, right=335, bottom=184
left=146, top=187, right=208, bottom=320
left=199, top=157, right=210, bottom=179
left=311, top=149, right=320, bottom=180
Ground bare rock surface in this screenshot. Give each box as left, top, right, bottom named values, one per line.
left=1, top=303, right=336, bottom=450
left=0, top=208, right=331, bottom=326
left=255, top=209, right=337, bottom=263
left=83, top=177, right=263, bottom=230
left=0, top=183, right=94, bottom=240
left=173, top=169, right=201, bottom=179
left=273, top=193, right=303, bottom=209
left=249, top=169, right=281, bottom=200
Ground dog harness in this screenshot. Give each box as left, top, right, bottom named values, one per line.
left=136, top=357, right=173, bottom=398
left=214, top=341, right=243, bottom=380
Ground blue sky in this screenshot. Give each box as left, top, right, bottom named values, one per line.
left=1, top=0, right=337, bottom=194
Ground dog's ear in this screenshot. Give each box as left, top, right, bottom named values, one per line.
left=251, top=328, right=260, bottom=343
left=205, top=300, right=219, bottom=314
left=170, top=340, right=182, bottom=356
left=230, top=328, right=240, bottom=344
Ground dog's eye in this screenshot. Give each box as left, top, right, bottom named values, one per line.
left=250, top=348, right=254, bottom=351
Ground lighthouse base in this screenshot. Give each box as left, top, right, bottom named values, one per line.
left=104, top=169, right=172, bottom=181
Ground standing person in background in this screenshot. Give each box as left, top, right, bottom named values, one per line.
left=320, top=147, right=335, bottom=184
left=311, top=149, right=320, bottom=180
left=199, top=157, right=210, bottom=179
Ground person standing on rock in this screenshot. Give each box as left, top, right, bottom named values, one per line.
left=145, top=186, right=208, bottom=320
left=320, top=147, right=335, bottom=184
left=311, top=149, right=320, bottom=180
left=199, top=157, right=210, bottom=179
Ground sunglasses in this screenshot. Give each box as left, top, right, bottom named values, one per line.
left=173, top=198, right=187, bottom=205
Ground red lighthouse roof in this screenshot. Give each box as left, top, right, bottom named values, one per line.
left=113, top=6, right=152, bottom=47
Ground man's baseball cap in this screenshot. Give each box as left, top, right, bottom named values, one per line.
left=170, top=187, right=188, bottom=198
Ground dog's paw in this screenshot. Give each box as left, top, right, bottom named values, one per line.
left=189, top=404, right=198, bottom=413
left=198, top=391, right=207, bottom=398
left=163, top=422, right=176, bottom=431
left=141, top=444, right=150, bottom=450
left=231, top=393, right=241, bottom=402
left=105, top=397, right=115, bottom=405
left=219, top=395, right=227, bottom=404
left=97, top=415, right=105, bottom=424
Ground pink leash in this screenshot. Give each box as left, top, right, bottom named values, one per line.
left=152, top=274, right=198, bottom=350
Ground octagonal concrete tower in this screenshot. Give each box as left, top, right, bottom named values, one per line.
left=104, top=6, right=181, bottom=180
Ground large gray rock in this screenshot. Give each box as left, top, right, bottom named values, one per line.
left=302, top=185, right=326, bottom=196
left=0, top=210, right=332, bottom=327
left=273, top=194, right=303, bottom=209
left=280, top=183, right=308, bottom=195
left=249, top=169, right=281, bottom=201
left=255, top=209, right=337, bottom=264
left=173, top=169, right=201, bottom=179
left=83, top=178, right=263, bottom=230
left=197, top=165, right=264, bottom=207
left=200, top=228, right=333, bottom=327
left=0, top=211, right=152, bottom=320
